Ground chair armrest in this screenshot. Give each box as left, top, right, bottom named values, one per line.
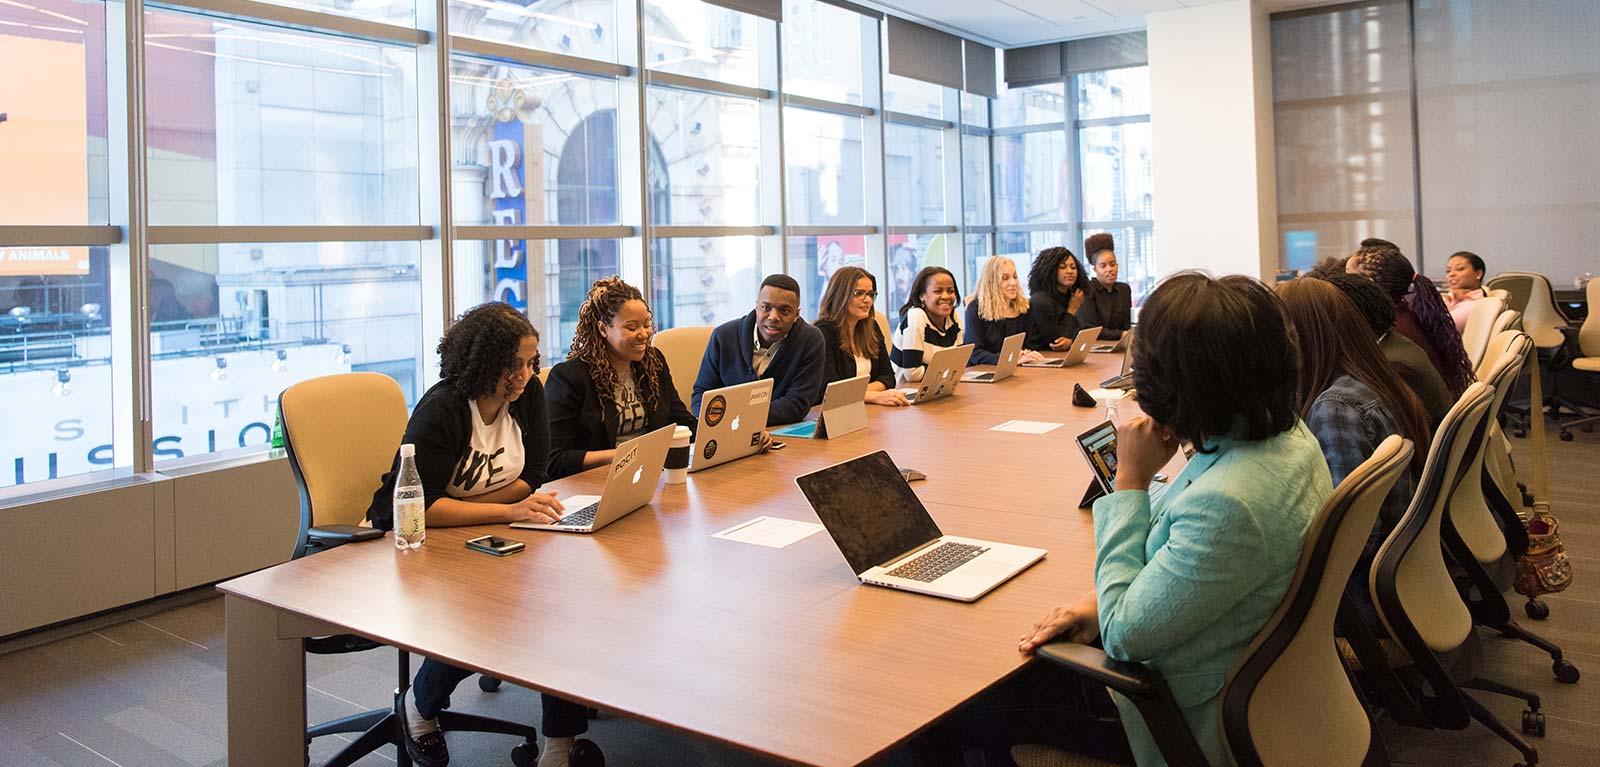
left=306, top=524, right=386, bottom=549
left=1034, top=641, right=1164, bottom=699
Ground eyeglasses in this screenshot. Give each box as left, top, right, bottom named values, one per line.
left=851, top=289, right=878, bottom=300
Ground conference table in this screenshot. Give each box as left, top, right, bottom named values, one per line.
left=220, top=349, right=1149, bottom=767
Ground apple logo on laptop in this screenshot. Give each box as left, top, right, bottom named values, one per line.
left=730, top=415, right=741, bottom=432
left=631, top=466, right=644, bottom=484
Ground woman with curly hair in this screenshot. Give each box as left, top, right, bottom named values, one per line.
left=1346, top=245, right=1476, bottom=395
left=964, top=256, right=1045, bottom=366
left=1026, top=246, right=1088, bottom=351
left=365, top=302, right=577, bottom=767
left=545, top=276, right=697, bottom=480
left=815, top=266, right=909, bottom=406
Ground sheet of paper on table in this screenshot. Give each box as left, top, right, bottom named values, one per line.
left=712, top=516, right=827, bottom=548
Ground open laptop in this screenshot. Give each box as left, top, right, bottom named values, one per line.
left=769, top=374, right=869, bottom=439
left=1056, top=326, right=1105, bottom=367
left=1100, top=329, right=1137, bottom=389
left=961, top=333, right=1024, bottom=383
left=899, top=344, right=973, bottom=404
left=690, top=378, right=774, bottom=472
left=1092, top=327, right=1133, bottom=354
left=796, top=451, right=1046, bottom=602
left=1074, top=420, right=1188, bottom=509
left=513, top=424, right=675, bottom=533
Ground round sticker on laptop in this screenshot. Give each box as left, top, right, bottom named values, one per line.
left=705, top=395, right=727, bottom=427
left=702, top=439, right=718, bottom=461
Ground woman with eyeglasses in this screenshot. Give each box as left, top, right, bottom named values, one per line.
left=364, top=301, right=573, bottom=767
left=815, top=266, right=909, bottom=407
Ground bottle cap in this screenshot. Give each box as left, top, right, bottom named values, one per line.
left=399, top=443, right=415, bottom=457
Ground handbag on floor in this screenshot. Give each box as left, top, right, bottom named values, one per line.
left=1514, top=512, right=1573, bottom=598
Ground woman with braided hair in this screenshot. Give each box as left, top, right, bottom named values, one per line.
left=545, top=276, right=696, bottom=481
left=1347, top=245, right=1476, bottom=396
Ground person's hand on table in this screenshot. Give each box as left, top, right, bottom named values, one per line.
left=1114, top=415, right=1179, bottom=493
left=867, top=388, right=910, bottom=407
left=1019, top=590, right=1100, bottom=652
left=1018, top=349, right=1045, bottom=365
left=755, top=430, right=775, bottom=453
left=508, top=492, right=564, bottom=524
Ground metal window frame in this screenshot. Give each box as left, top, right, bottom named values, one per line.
left=786, top=226, right=878, bottom=236
left=651, top=226, right=777, bottom=238
left=647, top=70, right=772, bottom=101
left=455, top=226, right=638, bottom=241
left=146, top=226, right=433, bottom=244
left=0, top=226, right=123, bottom=247
left=150, top=0, right=428, bottom=45
left=783, top=94, right=874, bottom=118
left=451, top=36, right=633, bottom=78
left=884, top=110, right=954, bottom=130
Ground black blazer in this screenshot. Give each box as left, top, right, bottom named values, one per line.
left=814, top=318, right=896, bottom=390
left=1076, top=280, right=1133, bottom=340
left=544, top=350, right=697, bottom=480
left=366, top=377, right=550, bottom=531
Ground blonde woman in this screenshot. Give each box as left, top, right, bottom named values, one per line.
left=964, top=257, right=1046, bottom=366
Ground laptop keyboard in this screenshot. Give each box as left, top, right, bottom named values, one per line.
left=885, top=542, right=990, bottom=582
left=556, top=501, right=600, bottom=528
left=967, top=371, right=994, bottom=381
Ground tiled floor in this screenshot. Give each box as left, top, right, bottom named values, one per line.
left=2, top=428, right=1597, bottom=766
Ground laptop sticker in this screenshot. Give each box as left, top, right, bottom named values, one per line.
left=705, top=395, right=727, bottom=427
left=750, top=388, right=771, bottom=405
left=703, top=439, right=718, bottom=461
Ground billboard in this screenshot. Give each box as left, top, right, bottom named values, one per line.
left=0, top=34, right=91, bottom=276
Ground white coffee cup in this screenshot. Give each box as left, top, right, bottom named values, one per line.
left=665, top=425, right=693, bottom=484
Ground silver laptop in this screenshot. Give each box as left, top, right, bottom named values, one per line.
left=1057, top=326, right=1104, bottom=366
left=898, top=344, right=973, bottom=404
left=1100, top=328, right=1137, bottom=389
left=796, top=451, right=1046, bottom=602
left=690, top=378, right=774, bottom=472
left=769, top=374, right=869, bottom=439
left=513, top=424, right=675, bottom=533
left=1092, top=327, right=1133, bottom=354
left=962, top=333, right=1024, bottom=383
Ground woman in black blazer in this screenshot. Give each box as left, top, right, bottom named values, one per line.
left=545, top=277, right=696, bottom=480
left=813, top=266, right=908, bottom=407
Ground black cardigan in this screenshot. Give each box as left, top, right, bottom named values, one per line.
left=366, top=377, right=551, bottom=531
left=814, top=318, right=896, bottom=390
left=1076, top=280, right=1133, bottom=340
left=963, top=301, right=1032, bottom=366
left=544, top=350, right=697, bottom=480
left=1028, top=288, right=1081, bottom=350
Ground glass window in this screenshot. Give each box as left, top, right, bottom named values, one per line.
left=450, top=0, right=617, bottom=63
left=996, top=230, right=1069, bottom=265
left=644, top=0, right=760, bottom=88
left=646, top=87, right=761, bottom=225
left=962, top=132, right=991, bottom=227
left=453, top=238, right=621, bottom=363
left=1076, top=66, right=1151, bottom=120
left=450, top=58, right=621, bottom=227
left=650, top=236, right=762, bottom=329
left=885, top=123, right=944, bottom=226
left=885, top=233, right=949, bottom=314
left=996, top=81, right=1064, bottom=129
left=784, top=107, right=865, bottom=227
left=149, top=241, right=422, bottom=464
left=994, top=131, right=1068, bottom=225
left=248, top=0, right=414, bottom=26
left=961, top=91, right=990, bottom=129
left=1078, top=122, right=1153, bottom=223
left=883, top=73, right=943, bottom=119
left=781, top=0, right=866, bottom=105
left=787, top=234, right=867, bottom=317
left=962, top=232, right=989, bottom=289
left=0, top=0, right=108, bottom=226
left=144, top=12, right=420, bottom=227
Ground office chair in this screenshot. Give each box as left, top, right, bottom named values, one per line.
left=1443, top=338, right=1578, bottom=682
left=875, top=310, right=893, bottom=349
left=1460, top=296, right=1507, bottom=373
left=1019, top=437, right=1414, bottom=767
left=281, top=373, right=539, bottom=767
left=1555, top=277, right=1600, bottom=441
left=651, top=325, right=714, bottom=406
left=1485, top=273, right=1586, bottom=435
left=1368, top=383, right=1544, bottom=767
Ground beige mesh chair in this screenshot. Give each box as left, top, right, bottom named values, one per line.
left=1019, top=438, right=1413, bottom=767
left=651, top=325, right=713, bottom=406
left=280, top=373, right=538, bottom=767
left=1369, top=383, right=1545, bottom=767
left=875, top=309, right=893, bottom=348
left=1555, top=277, right=1600, bottom=441
left=1461, top=296, right=1507, bottom=373
left=1477, top=310, right=1522, bottom=381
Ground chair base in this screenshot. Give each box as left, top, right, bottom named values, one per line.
left=1462, top=692, right=1539, bottom=766
left=306, top=691, right=539, bottom=767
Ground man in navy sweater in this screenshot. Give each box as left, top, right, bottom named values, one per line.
left=692, top=274, right=827, bottom=426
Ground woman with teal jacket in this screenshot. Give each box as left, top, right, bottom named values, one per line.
left=1015, top=272, right=1333, bottom=766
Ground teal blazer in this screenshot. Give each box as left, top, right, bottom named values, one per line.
left=1091, top=420, right=1332, bottom=766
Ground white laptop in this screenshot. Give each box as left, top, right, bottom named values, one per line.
left=769, top=374, right=869, bottom=439
left=962, top=333, right=1024, bottom=383
left=796, top=451, right=1046, bottom=602
left=898, top=344, right=973, bottom=404
left=1057, top=326, right=1104, bottom=366
left=513, top=424, right=675, bottom=533
left=1100, top=329, right=1137, bottom=389
left=690, top=378, right=774, bottom=472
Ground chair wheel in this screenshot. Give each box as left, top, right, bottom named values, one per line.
left=1525, top=599, right=1551, bottom=620
left=1559, top=431, right=1574, bottom=441
left=571, top=738, right=605, bottom=767
left=1513, top=428, right=1527, bottom=438
left=479, top=675, right=503, bottom=692
left=511, top=740, right=537, bottom=767
left=1522, top=709, right=1546, bottom=737
left=1554, top=659, right=1580, bottom=684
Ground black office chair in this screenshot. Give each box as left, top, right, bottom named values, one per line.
left=281, top=374, right=539, bottom=766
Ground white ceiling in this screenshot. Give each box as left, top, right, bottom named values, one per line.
left=865, top=0, right=1339, bottom=48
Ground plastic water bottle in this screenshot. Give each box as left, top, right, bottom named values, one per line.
left=393, top=444, right=425, bottom=550
left=1106, top=397, right=1120, bottom=427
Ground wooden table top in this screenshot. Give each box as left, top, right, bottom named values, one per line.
left=220, top=351, right=1143, bottom=767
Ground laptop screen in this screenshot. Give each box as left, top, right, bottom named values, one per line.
left=796, top=451, right=942, bottom=574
